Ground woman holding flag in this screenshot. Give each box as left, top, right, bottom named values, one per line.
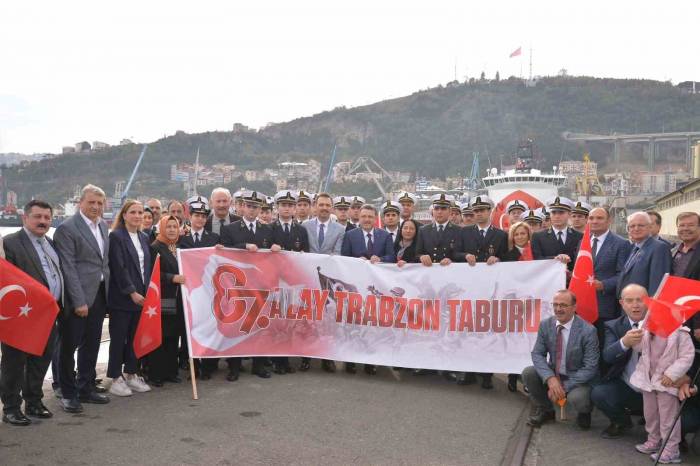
left=147, top=215, right=186, bottom=386
left=106, top=200, right=153, bottom=397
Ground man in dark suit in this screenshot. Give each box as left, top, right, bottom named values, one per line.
left=522, top=289, right=599, bottom=429
left=460, top=195, right=507, bottom=389
left=381, top=200, right=401, bottom=243
left=270, top=190, right=309, bottom=374
left=341, top=204, right=395, bottom=375
left=616, top=211, right=672, bottom=298
left=590, top=284, right=646, bottom=439
left=53, top=184, right=111, bottom=413
left=648, top=210, right=674, bottom=249
left=1, top=200, right=63, bottom=425
left=179, top=198, right=221, bottom=379
left=531, top=197, right=582, bottom=273
left=220, top=191, right=275, bottom=381
left=587, top=207, right=632, bottom=338
left=205, top=188, right=241, bottom=236
left=416, top=193, right=464, bottom=266
left=670, top=212, right=700, bottom=346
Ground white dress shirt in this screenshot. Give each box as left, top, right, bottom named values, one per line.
left=317, top=219, right=330, bottom=238
left=128, top=231, right=145, bottom=282
left=363, top=228, right=376, bottom=249
left=620, top=317, right=644, bottom=392
left=556, top=316, right=575, bottom=376
left=552, top=226, right=567, bottom=245
left=590, top=230, right=609, bottom=257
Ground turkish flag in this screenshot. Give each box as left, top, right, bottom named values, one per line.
left=0, top=257, right=60, bottom=356
left=134, top=255, right=162, bottom=359
left=643, top=274, right=700, bottom=337
left=568, top=225, right=598, bottom=324
left=509, top=47, right=522, bottom=58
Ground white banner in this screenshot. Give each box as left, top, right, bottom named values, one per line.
left=178, top=248, right=565, bottom=373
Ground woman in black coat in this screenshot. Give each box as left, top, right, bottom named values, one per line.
left=395, top=219, right=420, bottom=266
left=148, top=215, right=186, bottom=386
left=107, top=199, right=152, bottom=396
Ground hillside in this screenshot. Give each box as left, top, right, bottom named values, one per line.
left=4, top=75, right=700, bottom=204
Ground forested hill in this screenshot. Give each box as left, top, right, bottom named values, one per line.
left=5, top=75, right=700, bottom=203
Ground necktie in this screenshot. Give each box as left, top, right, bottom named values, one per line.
left=194, top=232, right=200, bottom=246
left=284, top=223, right=290, bottom=234
left=367, top=233, right=374, bottom=254
left=557, top=230, right=564, bottom=246
left=555, top=324, right=565, bottom=376
left=592, top=237, right=598, bottom=263
left=625, top=245, right=640, bottom=270
left=480, top=229, right=486, bottom=239
left=438, top=224, right=444, bottom=239
left=219, top=218, right=225, bottom=230
left=318, top=223, right=325, bottom=247
left=249, top=222, right=255, bottom=235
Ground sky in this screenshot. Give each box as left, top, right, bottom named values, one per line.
left=1, top=0, right=697, bottom=154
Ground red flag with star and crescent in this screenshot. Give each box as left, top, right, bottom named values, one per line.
left=568, top=224, right=598, bottom=323
left=134, top=255, right=162, bottom=359
left=0, top=257, right=60, bottom=356
left=643, top=274, right=700, bottom=337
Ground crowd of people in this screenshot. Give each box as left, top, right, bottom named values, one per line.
left=1, top=183, right=700, bottom=463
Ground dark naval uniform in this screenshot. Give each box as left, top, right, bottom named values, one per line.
left=415, top=223, right=464, bottom=263
left=461, top=225, right=508, bottom=262
left=271, top=220, right=310, bottom=253
left=531, top=227, right=582, bottom=271
left=220, top=219, right=274, bottom=379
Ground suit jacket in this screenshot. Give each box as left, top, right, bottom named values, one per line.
left=271, top=220, right=310, bottom=252
left=341, top=227, right=395, bottom=263
left=461, top=225, right=508, bottom=262
left=178, top=229, right=220, bottom=249
left=616, top=237, right=672, bottom=298
left=531, top=227, right=582, bottom=271
left=303, top=219, right=344, bottom=255
left=593, top=232, right=632, bottom=320
left=3, top=229, right=65, bottom=310
left=345, top=223, right=356, bottom=233
left=394, top=238, right=418, bottom=263
left=53, top=212, right=110, bottom=310
left=150, top=241, right=181, bottom=302
left=600, top=314, right=635, bottom=381
left=531, top=315, right=600, bottom=392
left=204, top=213, right=241, bottom=234
left=415, top=222, right=464, bottom=263
left=107, top=228, right=152, bottom=313
left=220, top=219, right=273, bottom=249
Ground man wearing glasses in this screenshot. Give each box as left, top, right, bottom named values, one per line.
left=522, top=289, right=599, bottom=429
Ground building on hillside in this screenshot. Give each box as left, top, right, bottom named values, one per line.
left=640, top=172, right=677, bottom=194
left=120, top=138, right=134, bottom=145
left=62, top=146, right=76, bottom=154
left=653, top=178, right=700, bottom=239
left=75, top=141, right=91, bottom=152
left=92, top=141, right=110, bottom=150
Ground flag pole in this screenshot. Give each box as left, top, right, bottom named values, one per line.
left=653, top=364, right=699, bottom=465
left=189, top=358, right=199, bottom=400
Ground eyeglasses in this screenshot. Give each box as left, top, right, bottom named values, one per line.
left=551, top=303, right=573, bottom=309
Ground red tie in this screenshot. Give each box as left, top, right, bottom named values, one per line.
left=555, top=324, right=564, bottom=376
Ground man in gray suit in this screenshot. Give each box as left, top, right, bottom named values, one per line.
left=522, top=289, right=599, bottom=429
left=300, top=192, right=344, bottom=372
left=53, top=184, right=111, bottom=413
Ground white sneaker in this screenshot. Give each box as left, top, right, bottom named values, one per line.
left=109, top=376, right=133, bottom=397
left=125, top=374, right=151, bottom=393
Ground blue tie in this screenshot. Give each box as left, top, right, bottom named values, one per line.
left=625, top=245, right=641, bottom=270
left=367, top=233, right=374, bottom=254
left=318, top=223, right=325, bottom=247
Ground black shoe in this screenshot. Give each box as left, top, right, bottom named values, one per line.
left=600, top=418, right=632, bottom=439
left=527, top=406, right=555, bottom=427
left=151, top=379, right=164, bottom=387
left=507, top=375, right=518, bottom=392
left=179, top=360, right=190, bottom=371
left=252, top=369, right=271, bottom=379
left=457, top=373, right=477, bottom=385
left=94, top=384, right=108, bottom=394
left=59, top=398, right=83, bottom=414
left=413, top=369, right=437, bottom=376
left=345, top=363, right=357, bottom=374
left=226, top=371, right=239, bottom=382
left=577, top=412, right=592, bottom=430
left=285, top=365, right=296, bottom=374
left=321, top=360, right=336, bottom=373
left=273, top=365, right=287, bottom=375
left=78, top=392, right=110, bottom=404
left=299, top=361, right=311, bottom=372
left=165, top=376, right=182, bottom=383
left=481, top=375, right=494, bottom=390
left=443, top=371, right=457, bottom=382
left=2, top=411, right=31, bottom=426
left=25, top=403, right=52, bottom=419
left=364, top=365, right=377, bottom=375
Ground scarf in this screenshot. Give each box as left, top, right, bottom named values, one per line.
left=518, top=243, right=534, bottom=261
left=156, top=215, right=180, bottom=252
